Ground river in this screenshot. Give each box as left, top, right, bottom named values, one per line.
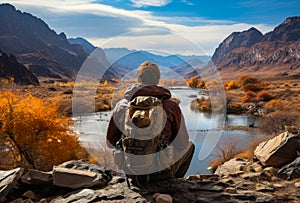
left=73, top=87, right=257, bottom=176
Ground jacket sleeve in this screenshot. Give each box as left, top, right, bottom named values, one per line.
left=164, top=99, right=189, bottom=149
left=106, top=115, right=122, bottom=148
left=106, top=99, right=127, bottom=148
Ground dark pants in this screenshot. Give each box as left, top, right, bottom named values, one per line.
left=131, top=141, right=195, bottom=184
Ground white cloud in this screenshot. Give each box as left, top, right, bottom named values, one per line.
left=130, top=0, right=172, bottom=8
left=91, top=23, right=273, bottom=56
left=4, top=0, right=273, bottom=55
left=181, top=0, right=194, bottom=6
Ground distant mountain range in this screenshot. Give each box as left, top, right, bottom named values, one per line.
left=102, top=48, right=208, bottom=80
left=0, top=3, right=299, bottom=83
left=212, top=16, right=300, bottom=78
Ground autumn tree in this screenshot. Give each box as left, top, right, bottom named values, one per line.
left=256, top=90, right=274, bottom=102
left=0, top=92, right=87, bottom=171
left=240, top=91, right=256, bottom=103
left=186, top=77, right=205, bottom=88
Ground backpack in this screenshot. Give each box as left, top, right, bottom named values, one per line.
left=114, top=96, right=174, bottom=182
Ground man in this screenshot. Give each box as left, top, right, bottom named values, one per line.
left=106, top=61, right=194, bottom=183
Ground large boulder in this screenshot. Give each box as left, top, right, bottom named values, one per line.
left=254, top=129, right=300, bottom=168
left=214, top=158, right=250, bottom=177
left=0, top=168, right=24, bottom=202
left=53, top=160, right=112, bottom=189
left=277, top=156, right=300, bottom=180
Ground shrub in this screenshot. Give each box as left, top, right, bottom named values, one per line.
left=225, top=80, right=239, bottom=90
left=186, top=77, right=205, bottom=88
left=237, top=75, right=261, bottom=87
left=0, top=92, right=87, bottom=171
left=242, top=83, right=264, bottom=92
left=256, top=90, right=274, bottom=102
left=208, top=138, right=242, bottom=171
left=186, top=77, right=198, bottom=88
left=241, top=91, right=256, bottom=103
left=190, top=97, right=211, bottom=112
left=237, top=75, right=265, bottom=92
left=259, top=110, right=300, bottom=135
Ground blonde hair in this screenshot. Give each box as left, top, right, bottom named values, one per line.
left=136, top=61, right=160, bottom=85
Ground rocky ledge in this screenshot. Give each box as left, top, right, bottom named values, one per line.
left=1, top=128, right=300, bottom=203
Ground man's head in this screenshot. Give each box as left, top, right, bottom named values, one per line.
left=136, top=61, right=160, bottom=85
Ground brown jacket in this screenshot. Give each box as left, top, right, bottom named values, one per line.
left=106, top=83, right=189, bottom=150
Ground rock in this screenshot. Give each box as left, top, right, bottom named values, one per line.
left=21, top=169, right=53, bottom=185
left=255, top=183, right=274, bottom=192
left=22, top=190, right=35, bottom=199
left=214, top=158, right=250, bottom=177
left=50, top=189, right=98, bottom=203
left=277, top=156, right=300, bottom=180
left=186, top=175, right=201, bottom=181
left=247, top=161, right=263, bottom=172
left=0, top=168, right=24, bottom=202
left=153, top=193, right=173, bottom=203
left=272, top=183, right=284, bottom=188
left=254, top=130, right=300, bottom=168
left=259, top=167, right=278, bottom=181
left=220, top=178, right=235, bottom=184
left=186, top=174, right=219, bottom=181
left=294, top=182, right=300, bottom=188
left=53, top=160, right=112, bottom=189
left=240, top=172, right=261, bottom=181
left=53, top=167, right=106, bottom=189
left=224, top=187, right=237, bottom=194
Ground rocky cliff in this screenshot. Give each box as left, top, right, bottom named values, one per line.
left=0, top=3, right=87, bottom=79
left=0, top=50, right=39, bottom=85
left=212, top=17, right=300, bottom=78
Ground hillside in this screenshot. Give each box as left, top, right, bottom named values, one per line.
left=0, top=4, right=87, bottom=79
left=212, top=17, right=300, bottom=79
left=0, top=50, right=39, bottom=85
left=103, top=48, right=207, bottom=80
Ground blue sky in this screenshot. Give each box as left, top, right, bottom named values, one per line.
left=3, top=0, right=300, bottom=55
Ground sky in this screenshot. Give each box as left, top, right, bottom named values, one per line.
left=2, top=0, right=300, bottom=56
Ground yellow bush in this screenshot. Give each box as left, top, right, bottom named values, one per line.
left=225, top=80, right=239, bottom=90
left=186, top=77, right=205, bottom=88
left=256, top=90, right=274, bottom=102
left=0, top=92, right=87, bottom=171
left=240, top=91, right=256, bottom=103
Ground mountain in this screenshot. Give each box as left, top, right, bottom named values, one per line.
left=262, top=17, right=300, bottom=42
left=0, top=50, right=39, bottom=85
left=212, top=17, right=300, bottom=78
left=68, top=37, right=96, bottom=55
left=176, top=54, right=210, bottom=63
left=0, top=4, right=88, bottom=79
left=104, top=48, right=186, bottom=67
left=212, top=27, right=263, bottom=64
left=103, top=48, right=209, bottom=80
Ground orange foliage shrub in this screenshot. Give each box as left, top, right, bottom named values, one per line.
left=190, top=97, right=211, bottom=112
left=0, top=92, right=87, bottom=171
left=225, top=80, right=239, bottom=90
left=186, top=77, right=205, bottom=88
left=237, top=75, right=264, bottom=92
left=242, top=83, right=264, bottom=92
left=256, top=90, right=274, bottom=102
left=265, top=99, right=285, bottom=110
left=240, top=91, right=256, bottom=103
